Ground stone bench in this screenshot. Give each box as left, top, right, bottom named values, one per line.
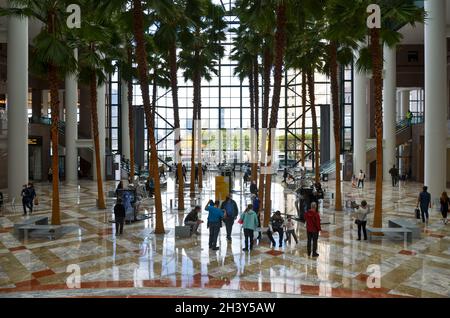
left=175, top=225, right=192, bottom=238
left=18, top=224, right=63, bottom=240
left=367, top=227, right=412, bottom=243
left=388, top=219, right=421, bottom=239
left=14, top=216, right=49, bottom=237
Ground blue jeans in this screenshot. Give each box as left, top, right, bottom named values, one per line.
left=208, top=222, right=221, bottom=248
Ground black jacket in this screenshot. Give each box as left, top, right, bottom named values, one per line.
left=184, top=210, right=199, bottom=223
left=114, top=203, right=126, bottom=218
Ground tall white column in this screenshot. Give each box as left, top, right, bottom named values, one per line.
left=400, top=90, right=410, bottom=119
left=65, top=49, right=78, bottom=183
left=93, top=81, right=106, bottom=181
left=121, top=80, right=130, bottom=160
left=425, top=0, right=447, bottom=201
left=353, top=57, right=367, bottom=175
left=383, top=44, right=397, bottom=178
left=42, top=90, right=49, bottom=117
left=329, top=105, right=335, bottom=161
left=7, top=4, right=29, bottom=199
left=58, top=90, right=64, bottom=121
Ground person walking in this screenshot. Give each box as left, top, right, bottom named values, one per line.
left=406, top=109, right=413, bottom=126
left=439, top=192, right=449, bottom=225
left=284, top=215, right=298, bottom=245
left=353, top=200, right=371, bottom=241
left=304, top=202, right=321, bottom=257
left=182, top=164, right=187, bottom=181
left=240, top=204, right=259, bottom=252
left=21, top=184, right=31, bottom=216
left=252, top=194, right=262, bottom=240
left=389, top=165, right=399, bottom=187
left=358, top=170, right=365, bottom=189
left=250, top=180, right=258, bottom=195
left=48, top=167, right=53, bottom=182
left=267, top=211, right=285, bottom=248
left=220, top=195, right=239, bottom=241
left=184, top=205, right=203, bottom=235
left=26, top=183, right=37, bottom=214
left=205, top=200, right=224, bottom=251
left=417, top=186, right=432, bottom=224
left=114, top=198, right=126, bottom=236
left=283, top=168, right=288, bottom=183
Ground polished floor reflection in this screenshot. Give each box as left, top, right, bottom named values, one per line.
left=0, top=172, right=449, bottom=298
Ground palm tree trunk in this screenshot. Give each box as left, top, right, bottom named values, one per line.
left=329, top=41, right=342, bottom=211
left=151, top=76, right=158, bottom=178
left=132, top=0, right=164, bottom=233
left=371, top=28, right=383, bottom=229
left=169, top=42, right=185, bottom=210
left=301, top=71, right=306, bottom=167
left=127, top=44, right=135, bottom=181
left=259, top=45, right=272, bottom=217
left=307, top=70, right=320, bottom=183
left=249, top=66, right=255, bottom=181
left=252, top=57, right=259, bottom=183
left=264, top=2, right=287, bottom=225
left=89, top=70, right=106, bottom=209
left=190, top=69, right=199, bottom=197
left=196, top=65, right=203, bottom=189
left=49, top=64, right=61, bottom=225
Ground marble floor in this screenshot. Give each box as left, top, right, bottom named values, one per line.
left=0, top=173, right=449, bottom=298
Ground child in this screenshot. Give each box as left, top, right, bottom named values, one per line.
left=284, top=215, right=298, bottom=245
left=351, top=175, right=357, bottom=188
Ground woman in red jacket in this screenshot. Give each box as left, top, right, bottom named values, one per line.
left=304, top=202, right=321, bottom=257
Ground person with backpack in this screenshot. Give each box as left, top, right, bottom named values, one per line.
left=220, top=195, right=239, bottom=241
left=267, top=211, right=285, bottom=248
left=114, top=198, right=126, bottom=236
left=439, top=192, right=449, bottom=225
left=239, top=204, right=259, bottom=252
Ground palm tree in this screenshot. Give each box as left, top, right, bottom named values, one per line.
left=75, top=1, right=122, bottom=210
left=234, top=0, right=276, bottom=222
left=355, top=0, right=424, bottom=229
left=324, top=0, right=361, bottom=211
left=180, top=0, right=226, bottom=196
left=153, top=0, right=187, bottom=210
left=1, top=0, right=77, bottom=225
left=131, top=0, right=165, bottom=233
left=230, top=23, right=262, bottom=185
left=263, top=1, right=287, bottom=225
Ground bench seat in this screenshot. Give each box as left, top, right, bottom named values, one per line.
left=388, top=219, right=421, bottom=239
left=366, top=227, right=412, bottom=242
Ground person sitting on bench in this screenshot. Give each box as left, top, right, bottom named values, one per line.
left=184, top=206, right=203, bottom=235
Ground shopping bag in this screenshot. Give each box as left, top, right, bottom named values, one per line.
left=34, top=197, right=39, bottom=205
left=415, top=208, right=420, bottom=219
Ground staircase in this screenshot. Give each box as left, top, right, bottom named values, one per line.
left=366, top=115, right=423, bottom=164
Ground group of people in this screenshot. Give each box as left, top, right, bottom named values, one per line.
left=416, top=186, right=449, bottom=225
left=21, top=183, right=37, bottom=216
left=182, top=195, right=323, bottom=257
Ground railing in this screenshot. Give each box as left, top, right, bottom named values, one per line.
left=320, top=159, right=336, bottom=175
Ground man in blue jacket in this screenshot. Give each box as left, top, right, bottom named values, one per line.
left=205, top=200, right=224, bottom=251
left=220, top=195, right=239, bottom=241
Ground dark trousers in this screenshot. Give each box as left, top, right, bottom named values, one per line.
left=243, top=228, right=254, bottom=250
left=267, top=228, right=284, bottom=247
left=22, top=199, right=32, bottom=214
left=307, top=232, right=319, bottom=255
left=208, top=222, right=221, bottom=248
left=441, top=209, right=448, bottom=219
left=421, top=207, right=429, bottom=223
left=391, top=176, right=398, bottom=187
left=115, top=217, right=125, bottom=234
left=224, top=217, right=234, bottom=240
left=285, top=230, right=298, bottom=244
left=357, top=220, right=367, bottom=240
left=358, top=179, right=364, bottom=188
